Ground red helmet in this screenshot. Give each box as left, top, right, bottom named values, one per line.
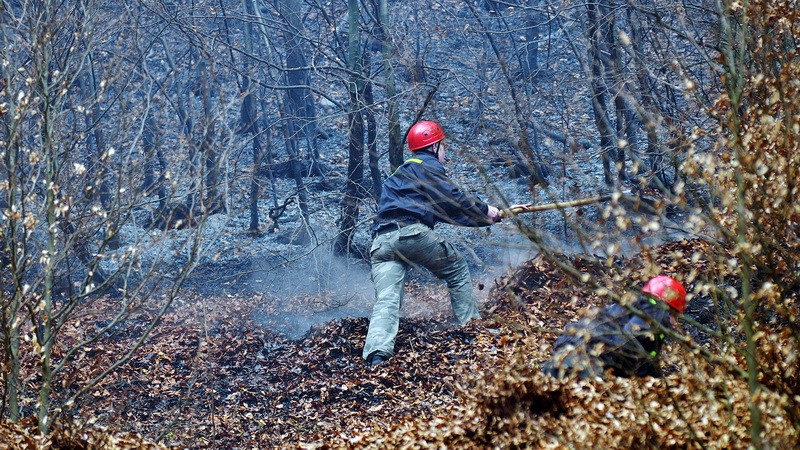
left=643, top=275, right=687, bottom=314
left=407, top=121, right=445, bottom=151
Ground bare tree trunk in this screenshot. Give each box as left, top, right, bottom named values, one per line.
left=364, top=63, right=380, bottom=201
left=602, top=0, right=629, bottom=182
left=198, top=58, right=226, bottom=214
left=472, top=44, right=489, bottom=133
left=2, top=289, right=21, bottom=421
left=76, top=55, right=121, bottom=249
left=248, top=0, right=281, bottom=216
left=378, top=0, right=402, bottom=171
left=274, top=0, right=314, bottom=244
left=627, top=5, right=674, bottom=192
left=0, top=42, right=23, bottom=417
left=57, top=73, right=112, bottom=284
left=278, top=0, right=324, bottom=178
left=142, top=111, right=167, bottom=201
left=241, top=0, right=267, bottom=232
left=520, top=0, right=541, bottom=81
left=586, top=0, right=617, bottom=186
left=243, top=86, right=266, bottom=232
left=160, top=36, right=197, bottom=213
left=36, top=7, right=58, bottom=429
left=407, top=6, right=427, bottom=85
left=0, top=104, right=22, bottom=420
left=280, top=106, right=311, bottom=242
left=335, top=0, right=366, bottom=256
left=717, top=2, right=763, bottom=445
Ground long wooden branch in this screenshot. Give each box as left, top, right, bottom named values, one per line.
left=503, top=195, right=613, bottom=216
left=502, top=190, right=662, bottom=217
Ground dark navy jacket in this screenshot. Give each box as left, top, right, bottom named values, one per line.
left=544, top=296, right=673, bottom=378
left=372, top=151, right=493, bottom=233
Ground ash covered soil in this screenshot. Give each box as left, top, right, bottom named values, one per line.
left=6, top=239, right=797, bottom=449
left=8, top=105, right=791, bottom=449
left=9, top=127, right=788, bottom=448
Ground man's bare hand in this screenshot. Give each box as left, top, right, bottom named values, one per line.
left=486, top=205, right=502, bottom=222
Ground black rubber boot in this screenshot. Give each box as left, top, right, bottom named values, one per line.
left=367, top=352, right=388, bottom=367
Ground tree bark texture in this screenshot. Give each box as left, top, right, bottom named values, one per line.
left=335, top=0, right=366, bottom=256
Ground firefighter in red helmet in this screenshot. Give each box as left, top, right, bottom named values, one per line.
left=407, top=120, right=446, bottom=151
left=543, top=275, right=688, bottom=379
left=363, top=120, right=514, bottom=367
left=643, top=275, right=687, bottom=314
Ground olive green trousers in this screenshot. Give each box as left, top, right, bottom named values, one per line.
left=363, top=223, right=480, bottom=360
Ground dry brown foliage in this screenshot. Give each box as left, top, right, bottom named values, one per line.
left=1, top=240, right=798, bottom=448
left=0, top=416, right=166, bottom=449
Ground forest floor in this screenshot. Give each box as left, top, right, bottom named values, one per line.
left=5, top=0, right=799, bottom=446
left=3, top=238, right=798, bottom=449
left=4, top=91, right=796, bottom=448
left=2, top=2, right=795, bottom=442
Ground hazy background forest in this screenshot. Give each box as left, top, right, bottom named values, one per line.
left=1, top=0, right=798, bottom=448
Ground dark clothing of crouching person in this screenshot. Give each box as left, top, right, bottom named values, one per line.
left=542, top=275, right=687, bottom=379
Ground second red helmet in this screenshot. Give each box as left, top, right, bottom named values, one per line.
left=407, top=121, right=445, bottom=151
left=643, top=275, right=687, bottom=314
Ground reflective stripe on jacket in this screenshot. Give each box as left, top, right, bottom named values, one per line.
left=549, top=296, right=673, bottom=377
left=372, top=151, right=491, bottom=233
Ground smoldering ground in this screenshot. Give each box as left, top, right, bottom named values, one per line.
left=183, top=224, right=542, bottom=341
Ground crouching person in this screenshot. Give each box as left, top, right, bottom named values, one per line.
left=542, top=275, right=687, bottom=379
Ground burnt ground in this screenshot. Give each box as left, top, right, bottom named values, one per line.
left=3, top=239, right=798, bottom=449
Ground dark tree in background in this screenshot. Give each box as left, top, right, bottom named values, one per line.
left=335, top=0, right=367, bottom=256
left=241, top=0, right=267, bottom=231
left=586, top=0, right=618, bottom=186
left=519, top=0, right=541, bottom=81
left=377, top=0, right=403, bottom=172
left=276, top=0, right=315, bottom=243
left=278, top=0, right=322, bottom=178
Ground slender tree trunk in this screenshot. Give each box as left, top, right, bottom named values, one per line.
left=275, top=0, right=313, bottom=243
left=248, top=132, right=266, bottom=235
left=139, top=54, right=167, bottom=203
left=465, top=0, right=547, bottom=188
left=0, top=251, right=22, bottom=422
left=378, top=0, right=402, bottom=171
left=280, top=107, right=311, bottom=237
left=0, top=59, right=22, bottom=421
left=336, top=108, right=366, bottom=255
left=242, top=0, right=265, bottom=231
left=142, top=112, right=167, bottom=201
left=77, top=55, right=121, bottom=249
left=587, top=0, right=617, bottom=186
left=472, top=44, right=489, bottom=133
left=199, top=58, right=225, bottom=214
left=364, top=58, right=380, bottom=201
left=5, top=294, right=21, bottom=421
left=248, top=1, right=281, bottom=215
left=249, top=126, right=267, bottom=231
left=335, top=0, right=366, bottom=255
left=520, top=0, right=540, bottom=81
left=279, top=0, right=324, bottom=178
left=603, top=0, right=629, bottom=181
left=37, top=21, right=57, bottom=430
left=260, top=102, right=280, bottom=214
left=627, top=6, right=675, bottom=193
left=160, top=37, right=197, bottom=211
left=718, top=1, right=763, bottom=446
